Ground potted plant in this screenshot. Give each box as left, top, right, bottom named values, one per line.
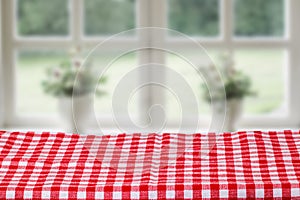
left=201, top=53, right=255, bottom=131
left=42, top=47, right=107, bottom=133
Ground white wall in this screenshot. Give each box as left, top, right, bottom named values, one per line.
left=0, top=0, right=3, bottom=127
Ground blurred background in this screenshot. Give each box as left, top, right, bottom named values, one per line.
left=0, top=0, right=299, bottom=133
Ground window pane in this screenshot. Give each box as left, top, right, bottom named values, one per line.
left=84, top=0, right=135, bottom=36
left=166, top=49, right=221, bottom=121
left=166, top=48, right=286, bottom=120
left=17, top=0, right=69, bottom=36
left=234, top=0, right=284, bottom=37
left=92, top=51, right=138, bottom=116
left=168, top=0, right=220, bottom=37
left=17, top=50, right=68, bottom=114
left=234, top=49, right=285, bottom=114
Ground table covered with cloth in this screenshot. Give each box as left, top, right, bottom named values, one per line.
left=0, top=130, right=300, bottom=199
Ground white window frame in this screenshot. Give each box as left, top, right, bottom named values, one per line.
left=150, top=0, right=300, bottom=129
left=1, top=0, right=147, bottom=129
left=1, top=0, right=300, bottom=130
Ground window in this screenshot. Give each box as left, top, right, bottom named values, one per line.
left=168, top=0, right=220, bottom=37
left=17, top=0, right=70, bottom=37
left=1, top=0, right=299, bottom=130
left=84, top=0, right=135, bottom=36
left=16, top=50, right=67, bottom=114
left=2, top=0, right=140, bottom=128
left=159, top=0, right=293, bottom=128
left=234, top=0, right=285, bottom=37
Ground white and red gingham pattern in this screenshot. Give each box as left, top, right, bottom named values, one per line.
left=0, top=130, right=300, bottom=199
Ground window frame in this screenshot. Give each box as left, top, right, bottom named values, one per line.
left=154, top=0, right=298, bottom=129
left=1, top=0, right=145, bottom=129
left=1, top=0, right=300, bottom=130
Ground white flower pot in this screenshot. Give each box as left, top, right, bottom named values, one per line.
left=223, top=98, right=243, bottom=132
left=211, top=98, right=243, bottom=132
left=58, top=95, right=93, bottom=134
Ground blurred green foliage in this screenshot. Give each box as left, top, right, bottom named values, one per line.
left=169, top=0, right=219, bottom=36
left=234, top=0, right=284, bottom=36
left=18, top=0, right=69, bottom=36
left=84, top=0, right=135, bottom=35
left=41, top=58, right=107, bottom=97
left=17, top=0, right=284, bottom=37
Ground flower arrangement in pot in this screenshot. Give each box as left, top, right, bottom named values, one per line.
left=201, top=53, right=255, bottom=132
left=42, top=47, right=107, bottom=133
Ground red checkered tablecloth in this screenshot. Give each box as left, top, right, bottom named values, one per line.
left=0, top=130, right=300, bottom=199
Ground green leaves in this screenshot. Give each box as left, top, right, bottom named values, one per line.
left=223, top=71, right=255, bottom=100
left=201, top=54, right=255, bottom=102
left=42, top=56, right=107, bottom=97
